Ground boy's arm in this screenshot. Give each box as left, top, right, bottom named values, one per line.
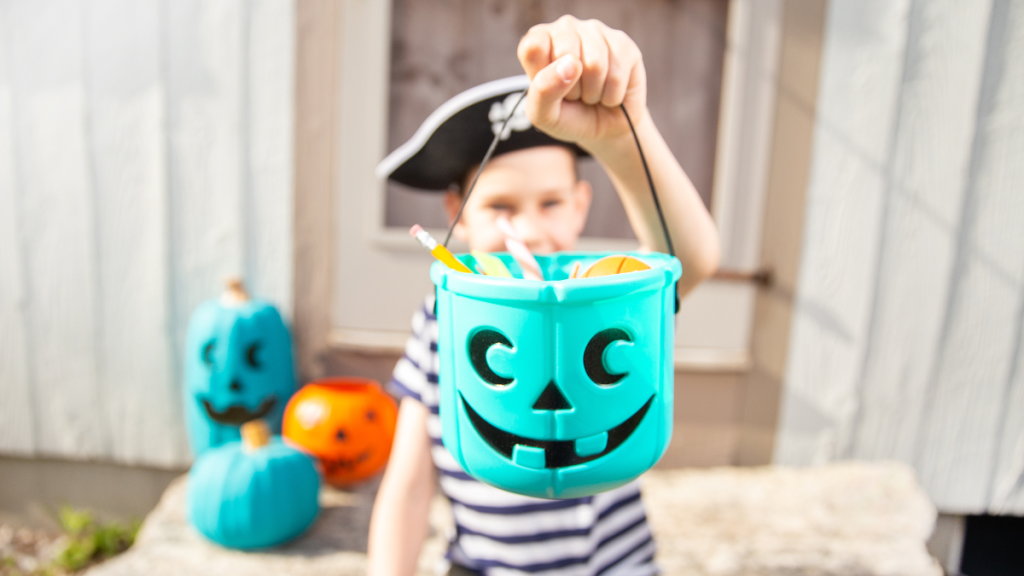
left=367, top=397, right=437, bottom=576
left=518, top=16, right=720, bottom=298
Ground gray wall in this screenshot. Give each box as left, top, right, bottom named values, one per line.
left=776, top=0, right=1024, bottom=515
left=0, top=0, right=295, bottom=468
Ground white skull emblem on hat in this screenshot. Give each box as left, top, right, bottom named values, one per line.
left=489, top=92, right=531, bottom=140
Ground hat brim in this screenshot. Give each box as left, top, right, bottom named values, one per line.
left=376, top=75, right=587, bottom=191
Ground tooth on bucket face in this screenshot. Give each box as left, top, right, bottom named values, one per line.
left=512, top=444, right=546, bottom=469
left=575, top=431, right=608, bottom=457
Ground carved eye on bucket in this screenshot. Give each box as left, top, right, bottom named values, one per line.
left=584, top=328, right=632, bottom=385
left=469, top=329, right=514, bottom=385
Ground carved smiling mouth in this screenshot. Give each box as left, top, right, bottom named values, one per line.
left=202, top=396, right=277, bottom=426
left=461, top=393, right=653, bottom=469
left=323, top=451, right=372, bottom=474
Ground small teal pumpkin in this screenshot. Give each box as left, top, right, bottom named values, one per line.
left=184, top=279, right=296, bottom=456
left=187, top=420, right=320, bottom=549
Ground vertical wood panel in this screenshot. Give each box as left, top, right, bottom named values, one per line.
left=713, top=0, right=783, bottom=271
left=775, top=0, right=911, bottom=465
left=918, top=0, right=1024, bottom=513
left=9, top=0, right=108, bottom=457
left=917, top=263, right=1018, bottom=511
left=736, top=0, right=826, bottom=466
left=0, top=1, right=294, bottom=467
left=782, top=0, right=1024, bottom=513
left=0, top=1, right=36, bottom=455
left=987, top=1, right=1024, bottom=514
left=293, top=0, right=339, bottom=382
left=167, top=0, right=247, bottom=355
left=246, top=0, right=295, bottom=318
left=850, top=1, right=992, bottom=465
left=85, top=0, right=185, bottom=466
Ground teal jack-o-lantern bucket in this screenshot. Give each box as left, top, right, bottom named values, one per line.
left=184, top=279, right=296, bottom=457
left=432, top=251, right=681, bottom=499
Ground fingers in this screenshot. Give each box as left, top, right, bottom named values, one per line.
left=576, top=21, right=609, bottom=105
left=526, top=54, right=581, bottom=129
left=548, top=16, right=583, bottom=101
left=518, top=16, right=642, bottom=108
left=517, top=26, right=551, bottom=80
left=601, top=28, right=642, bottom=108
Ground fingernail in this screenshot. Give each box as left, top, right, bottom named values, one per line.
left=556, top=55, right=577, bottom=82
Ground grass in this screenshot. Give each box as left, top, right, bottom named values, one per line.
left=0, top=508, right=140, bottom=576
left=52, top=508, right=139, bottom=573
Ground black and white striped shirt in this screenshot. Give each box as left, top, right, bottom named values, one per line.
left=389, top=297, right=658, bottom=576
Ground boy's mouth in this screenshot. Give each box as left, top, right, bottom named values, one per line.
left=460, top=392, right=653, bottom=469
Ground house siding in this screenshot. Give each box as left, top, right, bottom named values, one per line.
left=777, top=0, right=1024, bottom=514
left=0, top=0, right=295, bottom=468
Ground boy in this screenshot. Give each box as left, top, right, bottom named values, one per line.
left=369, top=16, right=719, bottom=576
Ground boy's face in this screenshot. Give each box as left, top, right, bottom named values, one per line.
left=444, top=146, right=592, bottom=254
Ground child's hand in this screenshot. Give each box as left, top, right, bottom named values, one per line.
left=517, top=15, right=647, bottom=151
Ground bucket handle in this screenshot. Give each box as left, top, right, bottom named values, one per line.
left=443, top=91, right=680, bottom=314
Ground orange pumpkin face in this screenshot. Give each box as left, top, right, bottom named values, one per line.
left=282, top=378, right=398, bottom=486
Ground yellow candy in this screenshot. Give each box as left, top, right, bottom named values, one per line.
left=581, top=255, right=651, bottom=278
left=471, top=251, right=514, bottom=277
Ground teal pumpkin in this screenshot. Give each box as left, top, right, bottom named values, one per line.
left=432, top=252, right=680, bottom=498
left=184, top=279, right=296, bottom=456
left=186, top=421, right=320, bottom=549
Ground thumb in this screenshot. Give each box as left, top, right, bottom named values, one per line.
left=526, top=54, right=581, bottom=129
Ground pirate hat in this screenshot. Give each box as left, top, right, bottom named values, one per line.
left=376, top=75, right=586, bottom=191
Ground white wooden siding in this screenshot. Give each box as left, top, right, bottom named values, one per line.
left=777, top=0, right=1024, bottom=514
left=0, top=0, right=294, bottom=468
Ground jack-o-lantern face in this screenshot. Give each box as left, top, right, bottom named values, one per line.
left=433, top=251, right=680, bottom=499
left=462, top=326, right=654, bottom=470
left=184, top=285, right=295, bottom=457
left=283, top=378, right=398, bottom=487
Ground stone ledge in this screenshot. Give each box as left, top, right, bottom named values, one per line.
left=643, top=462, right=941, bottom=576
left=83, top=476, right=374, bottom=576
left=86, top=461, right=940, bottom=576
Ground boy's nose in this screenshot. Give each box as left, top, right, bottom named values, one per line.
left=512, top=216, right=549, bottom=253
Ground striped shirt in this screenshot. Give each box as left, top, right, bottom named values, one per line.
left=389, top=297, right=658, bottom=576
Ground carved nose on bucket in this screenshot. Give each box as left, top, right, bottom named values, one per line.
left=532, top=381, right=571, bottom=411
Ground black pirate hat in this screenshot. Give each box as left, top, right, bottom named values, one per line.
left=376, top=75, right=586, bottom=191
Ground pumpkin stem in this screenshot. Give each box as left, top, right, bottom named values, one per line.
left=241, top=420, right=271, bottom=452
left=222, top=277, right=250, bottom=305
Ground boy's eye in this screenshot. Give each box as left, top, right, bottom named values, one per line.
left=489, top=203, right=513, bottom=212
left=541, top=199, right=562, bottom=209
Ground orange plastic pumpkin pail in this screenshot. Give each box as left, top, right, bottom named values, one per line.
left=283, top=377, right=398, bottom=486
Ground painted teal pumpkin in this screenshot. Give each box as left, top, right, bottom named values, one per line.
left=184, top=280, right=296, bottom=456
left=186, top=421, right=320, bottom=549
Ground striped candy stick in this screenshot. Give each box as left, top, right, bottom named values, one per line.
left=495, top=216, right=544, bottom=281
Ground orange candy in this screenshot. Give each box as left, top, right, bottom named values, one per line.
left=283, top=377, right=398, bottom=487
left=580, top=255, right=651, bottom=278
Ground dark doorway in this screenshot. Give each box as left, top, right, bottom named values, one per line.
left=959, top=514, right=1024, bottom=575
